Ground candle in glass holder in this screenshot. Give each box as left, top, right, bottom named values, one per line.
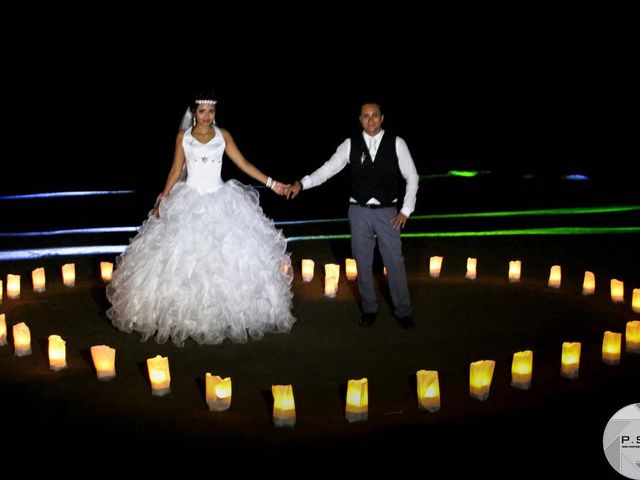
left=548, top=265, right=561, bottom=289
left=465, top=257, right=477, bottom=280
left=625, top=321, right=640, bottom=353
left=560, top=342, right=581, bottom=379
left=610, top=279, right=624, bottom=303
left=301, top=259, right=314, bottom=282
left=0, top=313, right=6, bottom=346
left=324, top=263, right=340, bottom=298
left=429, top=256, right=443, bottom=278
left=32, top=267, right=46, bottom=293
left=469, top=360, right=495, bottom=400
left=272, top=384, right=296, bottom=427
left=147, top=355, right=171, bottom=396
left=416, top=370, right=440, bottom=412
left=100, top=262, right=113, bottom=282
left=582, top=271, right=595, bottom=295
left=61, top=263, right=76, bottom=287
left=511, top=350, right=533, bottom=390
left=90, top=345, right=116, bottom=381
left=345, top=258, right=357, bottom=281
left=48, top=335, right=67, bottom=371
left=206, top=373, right=232, bottom=411
left=13, top=322, right=31, bottom=357
left=7, top=274, right=20, bottom=299
left=345, top=378, right=368, bottom=422
left=508, top=260, right=521, bottom=283
left=602, top=331, right=622, bottom=365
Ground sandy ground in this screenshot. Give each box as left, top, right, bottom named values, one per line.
left=1, top=232, right=638, bottom=475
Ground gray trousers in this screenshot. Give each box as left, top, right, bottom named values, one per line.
left=348, top=204, right=412, bottom=318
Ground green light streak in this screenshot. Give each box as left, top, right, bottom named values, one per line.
left=401, top=226, right=640, bottom=237
left=447, top=170, right=480, bottom=177
left=286, top=226, right=640, bottom=242
left=281, top=205, right=640, bottom=226
left=287, top=234, right=351, bottom=242
left=419, top=170, right=492, bottom=180
left=411, top=205, right=640, bottom=221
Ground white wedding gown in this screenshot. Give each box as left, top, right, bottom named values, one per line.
left=106, top=126, right=296, bottom=346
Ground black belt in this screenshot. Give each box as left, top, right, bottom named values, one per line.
left=351, top=202, right=392, bottom=209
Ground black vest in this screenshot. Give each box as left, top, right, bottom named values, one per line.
left=349, top=132, right=402, bottom=206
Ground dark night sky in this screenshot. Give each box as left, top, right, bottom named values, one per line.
left=2, top=12, right=634, bottom=195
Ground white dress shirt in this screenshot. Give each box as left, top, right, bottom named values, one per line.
left=300, top=130, right=419, bottom=217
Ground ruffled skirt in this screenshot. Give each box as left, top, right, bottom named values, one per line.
left=106, top=180, right=296, bottom=346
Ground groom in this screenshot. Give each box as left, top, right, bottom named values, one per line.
left=285, top=101, right=419, bottom=329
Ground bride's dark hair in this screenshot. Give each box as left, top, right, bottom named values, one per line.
left=189, top=91, right=217, bottom=112
left=178, top=91, right=217, bottom=130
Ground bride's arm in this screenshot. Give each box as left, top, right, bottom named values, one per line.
left=221, top=129, right=288, bottom=195
left=153, top=130, right=186, bottom=217
left=161, top=130, right=187, bottom=197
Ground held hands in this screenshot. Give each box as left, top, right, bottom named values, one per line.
left=265, top=176, right=300, bottom=198
left=266, top=176, right=288, bottom=196
left=284, top=181, right=302, bottom=199
left=270, top=181, right=290, bottom=196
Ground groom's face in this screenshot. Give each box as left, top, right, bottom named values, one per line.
left=359, top=104, right=384, bottom=136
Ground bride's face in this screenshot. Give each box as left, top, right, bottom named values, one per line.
left=195, top=104, right=215, bottom=126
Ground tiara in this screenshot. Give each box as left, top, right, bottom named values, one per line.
left=195, top=99, right=217, bottom=105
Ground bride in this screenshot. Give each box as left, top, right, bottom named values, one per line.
left=106, top=93, right=296, bottom=346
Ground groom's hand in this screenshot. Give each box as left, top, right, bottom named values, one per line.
left=286, top=181, right=303, bottom=199
left=391, top=213, right=408, bottom=229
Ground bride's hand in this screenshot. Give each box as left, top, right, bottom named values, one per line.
left=152, top=193, right=165, bottom=218
left=271, top=181, right=290, bottom=196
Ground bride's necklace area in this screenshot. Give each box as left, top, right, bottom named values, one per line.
left=192, top=127, right=215, bottom=163
left=192, top=126, right=214, bottom=141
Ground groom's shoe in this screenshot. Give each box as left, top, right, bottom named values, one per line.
left=359, top=312, right=377, bottom=326
left=397, top=315, right=415, bottom=330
